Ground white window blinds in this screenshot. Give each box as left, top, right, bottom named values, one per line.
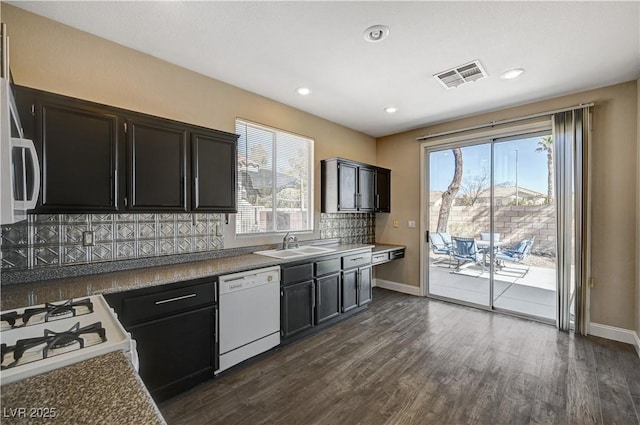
left=235, top=119, right=313, bottom=235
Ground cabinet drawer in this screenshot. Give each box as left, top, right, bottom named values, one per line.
left=342, top=251, right=372, bottom=269
left=122, top=282, right=215, bottom=325
left=390, top=249, right=405, bottom=260
left=314, top=257, right=341, bottom=277
left=372, top=252, right=389, bottom=264
left=281, top=262, right=314, bottom=285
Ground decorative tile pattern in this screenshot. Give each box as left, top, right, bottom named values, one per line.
left=319, top=213, right=375, bottom=244
left=1, top=248, right=28, bottom=269
left=63, top=245, right=88, bottom=264
left=92, top=243, right=114, bottom=262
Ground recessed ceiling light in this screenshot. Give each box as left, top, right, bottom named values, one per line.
left=500, top=68, right=525, bottom=80
left=384, top=106, right=398, bottom=114
left=363, top=25, right=390, bottom=43
left=296, top=87, right=311, bottom=96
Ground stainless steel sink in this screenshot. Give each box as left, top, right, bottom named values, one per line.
left=254, top=245, right=336, bottom=259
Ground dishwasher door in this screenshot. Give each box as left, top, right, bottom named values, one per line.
left=218, top=265, right=281, bottom=372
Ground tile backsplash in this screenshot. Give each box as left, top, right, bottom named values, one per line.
left=1, top=212, right=374, bottom=271
left=1, top=213, right=224, bottom=270
left=319, top=213, right=375, bottom=244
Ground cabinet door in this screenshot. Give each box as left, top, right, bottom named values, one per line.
left=281, top=280, right=314, bottom=338
left=315, top=273, right=341, bottom=324
left=358, top=266, right=373, bottom=306
left=127, top=118, right=188, bottom=211
left=375, top=167, right=391, bottom=213
left=358, top=166, right=376, bottom=212
left=342, top=269, right=358, bottom=313
left=34, top=96, right=120, bottom=211
left=337, top=162, right=358, bottom=211
left=129, top=305, right=216, bottom=401
left=191, top=131, right=237, bottom=212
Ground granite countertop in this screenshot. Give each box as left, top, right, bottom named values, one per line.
left=1, top=243, right=378, bottom=310
left=0, top=351, right=165, bottom=425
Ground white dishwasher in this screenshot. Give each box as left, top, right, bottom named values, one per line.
left=217, top=265, right=281, bottom=373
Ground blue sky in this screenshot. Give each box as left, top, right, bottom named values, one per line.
left=429, top=134, right=551, bottom=194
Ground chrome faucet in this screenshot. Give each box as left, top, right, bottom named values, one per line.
left=282, top=232, right=298, bottom=250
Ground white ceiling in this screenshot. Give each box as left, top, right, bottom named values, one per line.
left=8, top=1, right=640, bottom=137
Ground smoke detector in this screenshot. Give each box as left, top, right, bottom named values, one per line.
left=363, top=25, right=390, bottom=42
left=434, top=60, right=488, bottom=89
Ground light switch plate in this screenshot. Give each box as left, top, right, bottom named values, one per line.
left=82, top=231, right=95, bottom=246
left=393, top=220, right=399, bottom=228
left=408, top=221, right=416, bottom=228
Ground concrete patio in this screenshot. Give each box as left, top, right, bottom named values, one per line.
left=428, top=257, right=556, bottom=321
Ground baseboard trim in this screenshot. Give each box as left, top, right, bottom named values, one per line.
left=589, top=322, right=640, bottom=358
left=373, top=279, right=422, bottom=296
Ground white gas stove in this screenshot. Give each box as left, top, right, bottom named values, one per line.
left=0, top=294, right=137, bottom=385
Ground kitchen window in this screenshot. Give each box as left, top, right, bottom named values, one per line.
left=235, top=119, right=313, bottom=235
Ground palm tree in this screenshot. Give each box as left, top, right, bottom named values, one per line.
left=536, top=136, right=553, bottom=204
left=437, top=148, right=462, bottom=232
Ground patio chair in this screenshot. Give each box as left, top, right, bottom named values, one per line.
left=495, top=237, right=535, bottom=274
left=438, top=232, right=453, bottom=247
left=429, top=232, right=451, bottom=255
left=450, top=237, right=483, bottom=271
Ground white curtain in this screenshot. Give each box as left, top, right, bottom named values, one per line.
left=553, top=107, right=590, bottom=333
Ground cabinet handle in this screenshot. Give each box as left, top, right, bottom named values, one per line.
left=317, top=282, right=322, bottom=306
left=376, top=194, right=380, bottom=209
left=155, top=293, right=196, bottom=305
left=311, top=283, right=315, bottom=308
left=350, top=257, right=364, bottom=261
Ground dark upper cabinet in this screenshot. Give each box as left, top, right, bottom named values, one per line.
left=22, top=88, right=122, bottom=212
left=321, top=158, right=390, bottom=213
left=126, top=118, right=188, bottom=211
left=191, top=131, right=238, bottom=212
left=14, top=85, right=238, bottom=213
left=375, top=167, right=391, bottom=213
left=337, top=161, right=358, bottom=211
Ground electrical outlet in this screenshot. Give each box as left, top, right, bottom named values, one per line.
left=82, top=231, right=95, bottom=246
left=393, top=220, right=399, bottom=228
left=408, top=220, right=416, bottom=228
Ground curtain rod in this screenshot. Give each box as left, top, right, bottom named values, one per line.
left=416, top=102, right=594, bottom=141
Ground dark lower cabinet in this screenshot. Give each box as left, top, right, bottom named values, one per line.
left=281, top=280, right=314, bottom=338
left=342, top=269, right=358, bottom=313
left=358, top=266, right=373, bottom=306
left=127, top=118, right=188, bottom=211
left=129, top=306, right=215, bottom=401
left=104, top=279, right=217, bottom=402
left=315, top=273, right=341, bottom=324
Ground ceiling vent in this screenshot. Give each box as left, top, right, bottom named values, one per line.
left=434, top=60, right=488, bottom=89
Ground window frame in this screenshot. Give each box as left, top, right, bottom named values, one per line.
left=234, top=118, right=314, bottom=237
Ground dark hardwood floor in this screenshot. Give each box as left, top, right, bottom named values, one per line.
left=160, top=288, right=640, bottom=425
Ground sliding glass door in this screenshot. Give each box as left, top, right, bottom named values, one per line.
left=425, top=132, right=558, bottom=322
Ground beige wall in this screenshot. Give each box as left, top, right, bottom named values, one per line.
left=376, top=81, right=639, bottom=331
left=1, top=4, right=376, bottom=248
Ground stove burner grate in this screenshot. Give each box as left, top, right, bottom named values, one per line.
left=0, top=298, right=94, bottom=329
left=1, top=321, right=107, bottom=370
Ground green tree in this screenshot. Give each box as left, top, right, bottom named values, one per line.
left=535, top=136, right=554, bottom=204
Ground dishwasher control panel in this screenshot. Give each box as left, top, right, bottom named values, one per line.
left=219, top=266, right=281, bottom=295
